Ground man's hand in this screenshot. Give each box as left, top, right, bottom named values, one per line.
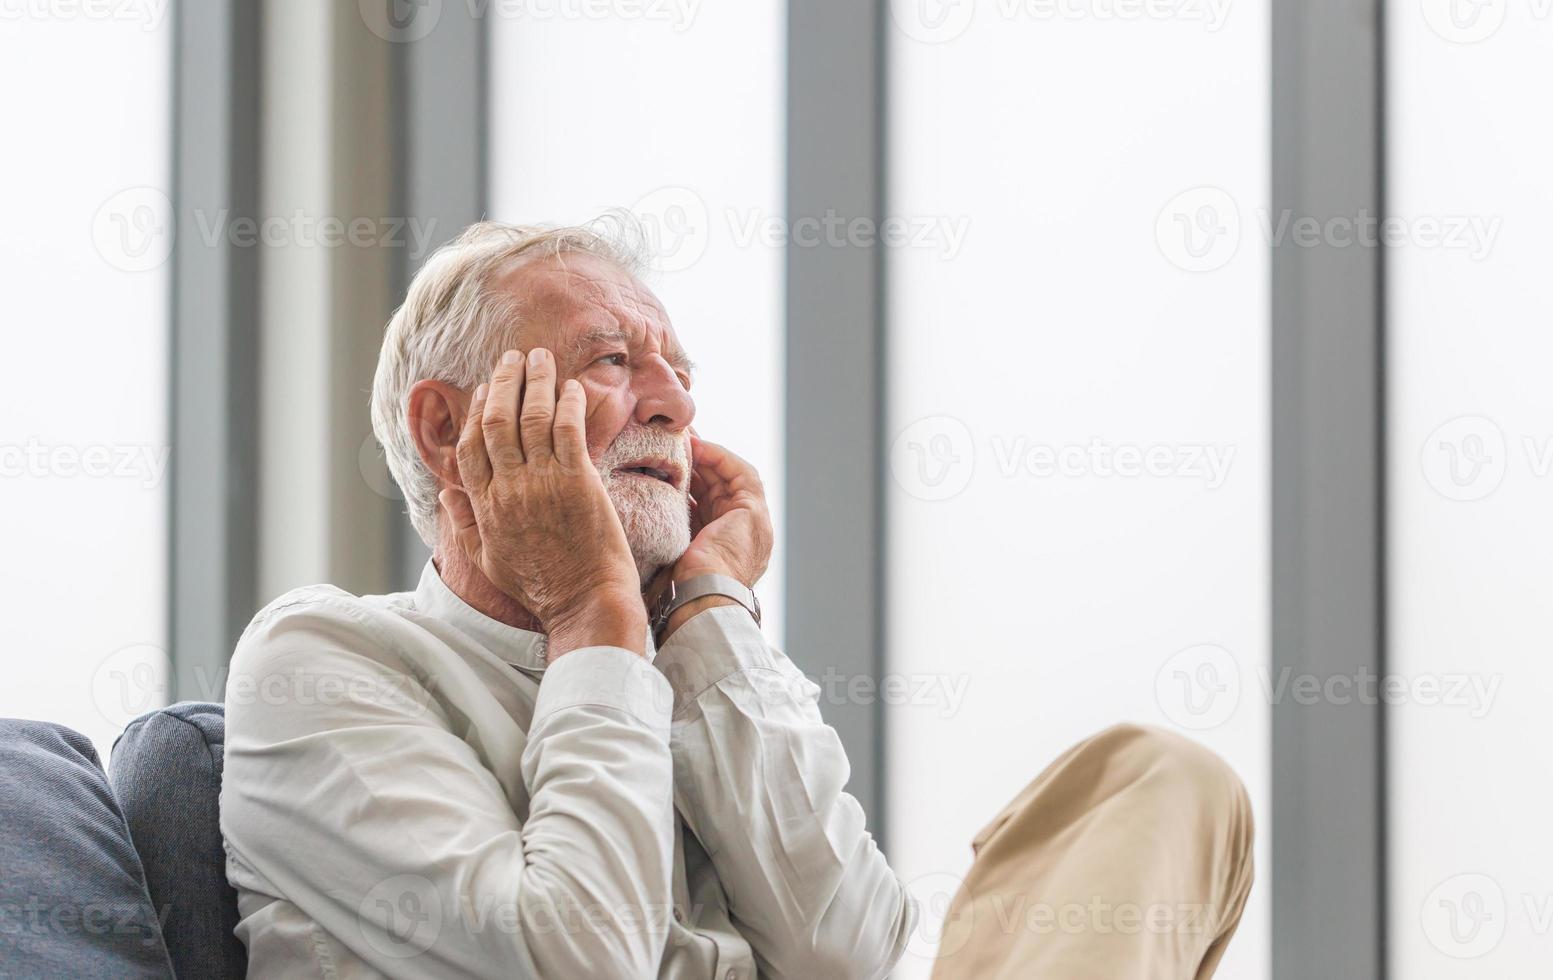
left=677, top=436, right=773, bottom=587
left=656, top=436, right=774, bottom=641
left=441, top=348, right=647, bottom=659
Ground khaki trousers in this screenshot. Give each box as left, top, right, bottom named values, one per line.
left=930, top=724, right=1255, bottom=980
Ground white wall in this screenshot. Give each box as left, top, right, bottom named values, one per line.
left=486, top=2, right=787, bottom=640
left=885, top=3, right=1270, bottom=977
left=1387, top=6, right=1553, bottom=976
left=0, top=9, right=172, bottom=760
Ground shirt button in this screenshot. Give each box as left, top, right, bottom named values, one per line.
left=672, top=907, right=685, bottom=924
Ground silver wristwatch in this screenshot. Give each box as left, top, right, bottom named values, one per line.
left=652, top=573, right=761, bottom=637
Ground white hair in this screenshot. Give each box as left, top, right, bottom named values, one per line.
left=369, top=217, right=649, bottom=546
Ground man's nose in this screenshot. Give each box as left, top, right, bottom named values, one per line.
left=632, top=360, right=695, bottom=431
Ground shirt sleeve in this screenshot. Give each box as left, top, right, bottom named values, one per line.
left=220, top=596, right=676, bottom=979
left=653, top=605, right=916, bottom=980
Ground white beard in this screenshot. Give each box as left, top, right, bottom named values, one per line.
left=597, top=425, right=692, bottom=578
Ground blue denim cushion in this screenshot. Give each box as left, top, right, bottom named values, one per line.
left=110, top=703, right=246, bottom=980
left=0, top=719, right=174, bottom=979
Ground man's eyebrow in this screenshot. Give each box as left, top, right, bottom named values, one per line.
left=569, top=326, right=631, bottom=356
left=663, top=339, right=696, bottom=377
left=570, top=325, right=696, bottom=376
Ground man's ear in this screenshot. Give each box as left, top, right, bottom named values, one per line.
left=407, top=379, right=469, bottom=489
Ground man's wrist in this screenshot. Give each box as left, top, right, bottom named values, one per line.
left=546, top=595, right=647, bottom=660
left=659, top=594, right=739, bottom=644
left=674, top=562, right=747, bottom=588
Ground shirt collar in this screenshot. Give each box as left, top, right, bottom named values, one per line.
left=414, top=560, right=550, bottom=671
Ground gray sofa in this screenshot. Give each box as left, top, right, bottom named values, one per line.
left=0, top=704, right=246, bottom=979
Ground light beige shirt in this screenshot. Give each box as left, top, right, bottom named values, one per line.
left=220, top=561, right=913, bottom=979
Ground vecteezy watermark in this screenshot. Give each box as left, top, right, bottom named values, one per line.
left=360, top=431, right=406, bottom=502
left=726, top=209, right=971, bottom=260
left=360, top=875, right=443, bottom=958
left=1154, top=186, right=1241, bottom=272
left=1421, top=873, right=1553, bottom=958
left=810, top=668, right=972, bottom=719
left=0, top=896, right=172, bottom=956
left=890, top=416, right=977, bottom=502
left=359, top=0, right=702, bottom=43
left=632, top=186, right=711, bottom=273
left=905, top=870, right=1221, bottom=964
left=91, top=644, right=171, bottom=728
left=1155, top=644, right=1502, bottom=730
left=1421, top=873, right=1507, bottom=958
left=474, top=0, right=701, bottom=30
left=90, top=187, right=442, bottom=272
left=1421, top=415, right=1507, bottom=502
left=889, top=417, right=1236, bottom=503
left=1419, top=0, right=1553, bottom=44
left=650, top=653, right=971, bottom=720
left=889, top=0, right=1232, bottom=45
left=1156, top=186, right=1503, bottom=272
left=91, top=646, right=440, bottom=729
left=190, top=210, right=440, bottom=257
left=630, top=185, right=972, bottom=273
left=357, top=874, right=696, bottom=960
left=905, top=872, right=973, bottom=960
left=1154, top=644, right=1241, bottom=730
left=0, top=440, right=169, bottom=489
left=988, top=437, right=1234, bottom=489
left=0, top=0, right=170, bottom=29
left=223, top=668, right=436, bottom=715
left=91, top=186, right=174, bottom=273
left=1416, top=415, right=1553, bottom=503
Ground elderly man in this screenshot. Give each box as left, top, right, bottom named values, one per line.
left=220, top=221, right=1254, bottom=979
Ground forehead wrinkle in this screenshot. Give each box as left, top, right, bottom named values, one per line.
left=515, top=256, right=692, bottom=377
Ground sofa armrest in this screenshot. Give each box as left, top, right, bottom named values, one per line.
left=0, top=718, right=174, bottom=978
left=111, top=702, right=246, bottom=980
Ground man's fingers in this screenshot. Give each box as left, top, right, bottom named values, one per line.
left=483, top=350, right=526, bottom=469
left=690, top=436, right=758, bottom=485
left=690, top=436, right=761, bottom=502
left=688, top=466, right=731, bottom=513
left=552, top=378, right=588, bottom=466
left=688, top=449, right=734, bottom=507
left=688, top=492, right=708, bottom=536
left=519, top=348, right=557, bottom=461
left=455, top=382, right=493, bottom=492
left=438, top=487, right=484, bottom=570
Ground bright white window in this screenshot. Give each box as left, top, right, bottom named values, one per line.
left=1387, top=8, right=1553, bottom=976
left=0, top=9, right=173, bottom=760
left=487, top=4, right=786, bottom=640
left=885, top=4, right=1270, bottom=977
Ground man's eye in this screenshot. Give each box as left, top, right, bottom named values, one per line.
left=596, top=353, right=628, bottom=368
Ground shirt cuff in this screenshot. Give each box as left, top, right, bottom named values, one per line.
left=532, top=645, right=674, bottom=737
left=652, top=605, right=779, bottom=717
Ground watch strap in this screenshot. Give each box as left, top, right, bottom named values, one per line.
left=654, top=573, right=761, bottom=635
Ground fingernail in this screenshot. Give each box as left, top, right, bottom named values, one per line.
left=528, top=348, right=546, bottom=368
left=474, top=383, right=488, bottom=400
left=502, top=350, right=521, bottom=365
